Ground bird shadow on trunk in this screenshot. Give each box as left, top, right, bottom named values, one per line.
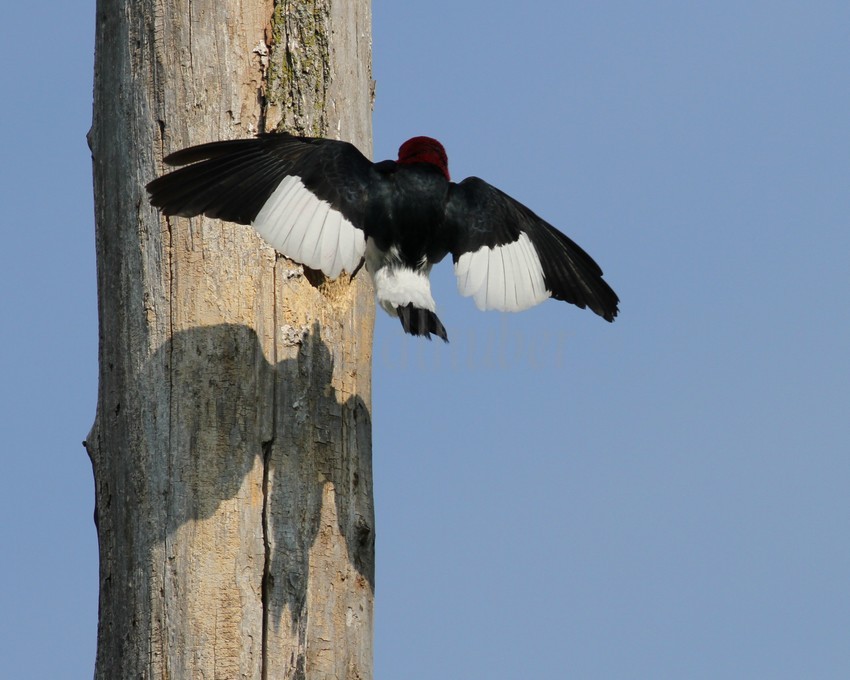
left=132, top=320, right=373, bottom=641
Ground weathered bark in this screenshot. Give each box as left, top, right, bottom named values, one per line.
left=86, top=1, right=374, bottom=678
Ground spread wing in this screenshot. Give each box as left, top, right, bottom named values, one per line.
left=146, top=133, right=375, bottom=278
left=445, top=177, right=619, bottom=321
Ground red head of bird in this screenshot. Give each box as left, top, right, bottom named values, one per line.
left=396, top=136, right=450, bottom=180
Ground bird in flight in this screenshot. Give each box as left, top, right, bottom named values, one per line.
left=147, top=134, right=619, bottom=341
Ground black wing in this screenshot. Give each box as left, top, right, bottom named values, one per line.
left=445, top=177, right=619, bottom=321
left=146, top=133, right=375, bottom=277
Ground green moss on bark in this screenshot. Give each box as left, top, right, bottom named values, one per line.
left=266, top=0, right=331, bottom=137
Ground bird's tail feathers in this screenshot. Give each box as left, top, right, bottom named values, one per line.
left=397, top=304, right=448, bottom=342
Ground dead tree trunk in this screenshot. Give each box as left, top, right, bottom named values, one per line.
left=86, top=1, right=375, bottom=678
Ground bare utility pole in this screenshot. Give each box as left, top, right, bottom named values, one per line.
left=86, top=1, right=375, bottom=677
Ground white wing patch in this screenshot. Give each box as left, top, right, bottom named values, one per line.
left=454, top=232, right=549, bottom=312
left=252, top=176, right=365, bottom=278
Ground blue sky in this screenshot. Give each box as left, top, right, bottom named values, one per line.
left=2, top=1, right=849, bottom=678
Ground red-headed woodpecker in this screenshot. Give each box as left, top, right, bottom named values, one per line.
left=147, top=133, right=619, bottom=341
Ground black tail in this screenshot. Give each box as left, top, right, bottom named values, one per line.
left=397, top=304, right=449, bottom=342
